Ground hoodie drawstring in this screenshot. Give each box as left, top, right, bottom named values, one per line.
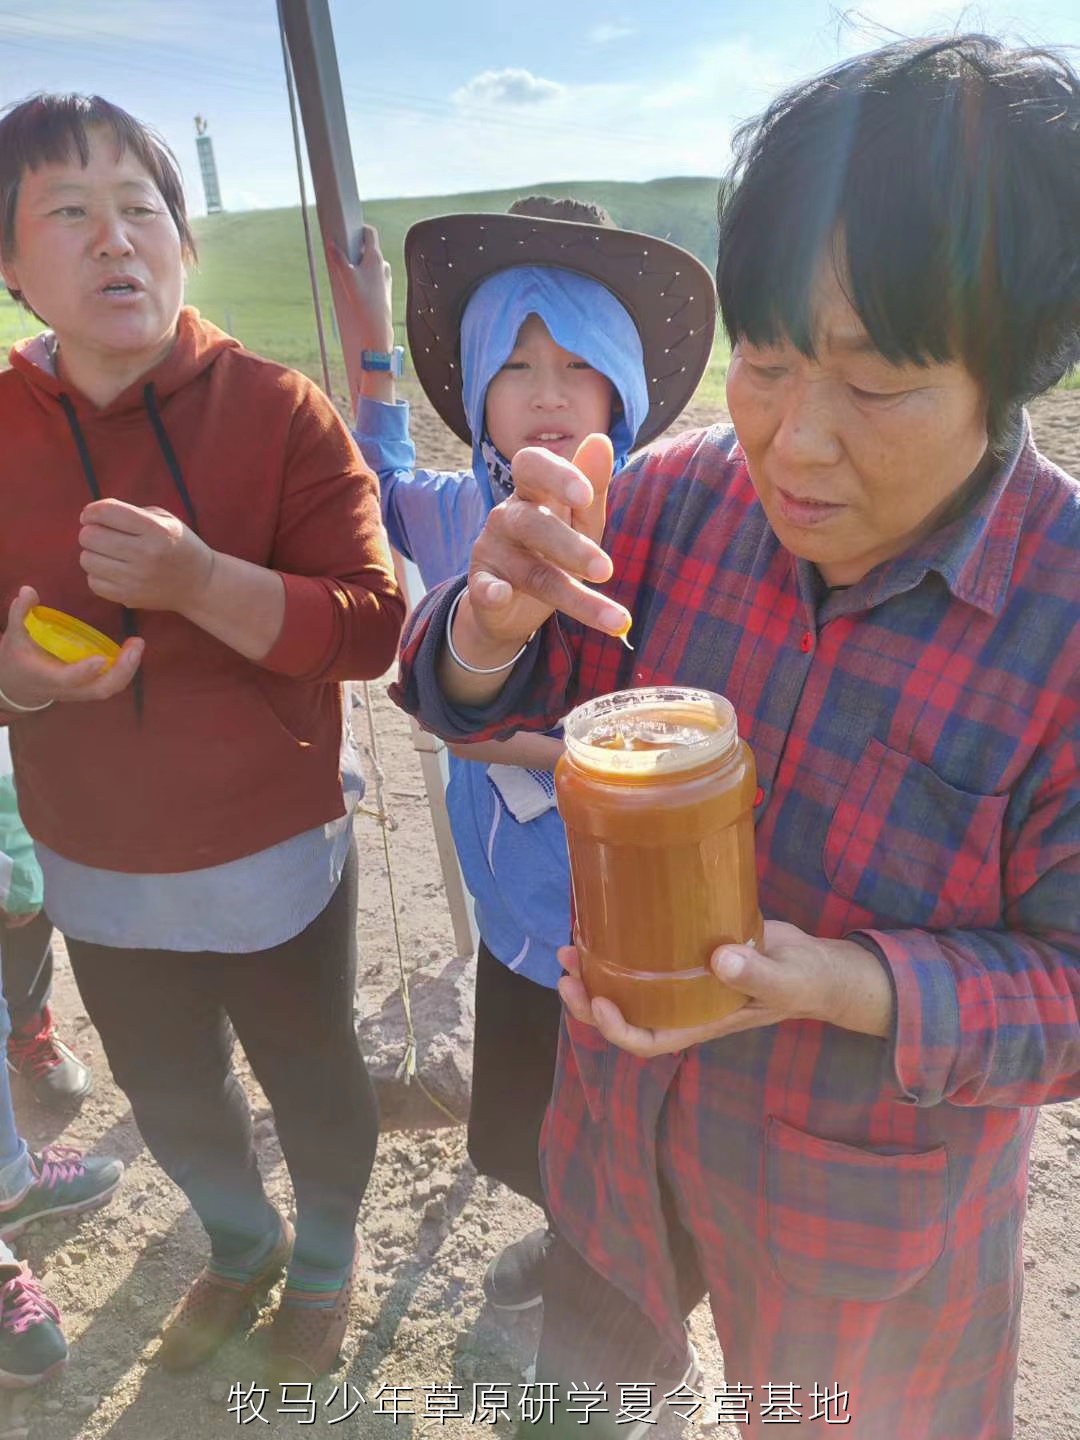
left=142, top=384, right=198, bottom=529
left=57, top=387, right=199, bottom=723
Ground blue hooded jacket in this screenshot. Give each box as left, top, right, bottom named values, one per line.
left=353, top=265, right=648, bottom=986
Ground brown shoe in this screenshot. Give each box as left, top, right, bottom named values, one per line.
left=158, top=1218, right=294, bottom=1373
left=268, top=1244, right=358, bottom=1384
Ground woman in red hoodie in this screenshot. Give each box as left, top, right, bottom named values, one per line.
left=0, top=94, right=404, bottom=1382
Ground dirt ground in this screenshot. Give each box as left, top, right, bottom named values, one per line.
left=4, top=389, right=1080, bottom=1440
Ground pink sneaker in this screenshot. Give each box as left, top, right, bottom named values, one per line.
left=0, top=1145, right=124, bottom=1242
left=0, top=1264, right=67, bottom=1388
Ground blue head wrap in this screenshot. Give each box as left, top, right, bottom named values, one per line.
left=459, top=266, right=648, bottom=495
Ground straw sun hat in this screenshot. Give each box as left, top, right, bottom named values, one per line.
left=404, top=209, right=717, bottom=448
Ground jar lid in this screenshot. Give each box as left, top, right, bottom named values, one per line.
left=24, top=607, right=121, bottom=669
left=563, top=686, right=738, bottom=778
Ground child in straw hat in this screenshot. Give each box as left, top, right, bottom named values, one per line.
left=331, top=197, right=714, bottom=1320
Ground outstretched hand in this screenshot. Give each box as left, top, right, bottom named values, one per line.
left=448, top=434, right=632, bottom=679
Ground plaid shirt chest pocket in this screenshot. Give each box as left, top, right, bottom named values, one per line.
left=823, top=738, right=1008, bottom=929
left=765, top=1118, right=948, bottom=1302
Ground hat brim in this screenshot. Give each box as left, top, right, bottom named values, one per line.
left=405, top=212, right=717, bottom=448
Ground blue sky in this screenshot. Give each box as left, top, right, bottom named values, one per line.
left=1, top=0, right=1077, bottom=215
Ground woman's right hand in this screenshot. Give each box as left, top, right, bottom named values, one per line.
left=0, top=587, right=143, bottom=710
left=441, top=436, right=632, bottom=699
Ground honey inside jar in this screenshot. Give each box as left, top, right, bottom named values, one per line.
left=555, top=687, right=763, bottom=1030
left=585, top=716, right=713, bottom=752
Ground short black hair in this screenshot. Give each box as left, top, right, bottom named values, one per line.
left=0, top=93, right=196, bottom=308
left=716, top=35, right=1080, bottom=450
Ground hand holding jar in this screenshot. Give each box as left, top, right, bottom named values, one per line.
left=557, top=918, right=895, bottom=1057
left=554, top=685, right=896, bottom=1053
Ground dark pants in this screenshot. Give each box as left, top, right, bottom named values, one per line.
left=467, top=939, right=563, bottom=1210
left=469, top=944, right=708, bottom=1433
left=0, top=911, right=54, bottom=1030
left=66, top=844, right=377, bottom=1271
left=521, top=1217, right=709, bottom=1438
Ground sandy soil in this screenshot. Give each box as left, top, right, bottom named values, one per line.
left=3, top=389, right=1079, bottom=1440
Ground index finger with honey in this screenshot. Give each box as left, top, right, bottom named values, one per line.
left=570, top=435, right=633, bottom=642
left=568, top=433, right=617, bottom=544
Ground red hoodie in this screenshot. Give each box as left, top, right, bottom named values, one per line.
left=0, top=309, right=404, bottom=871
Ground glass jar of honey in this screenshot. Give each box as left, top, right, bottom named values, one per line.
left=555, top=686, right=762, bottom=1029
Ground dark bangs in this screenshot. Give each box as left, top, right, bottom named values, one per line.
left=716, top=36, right=1080, bottom=447
left=0, top=94, right=196, bottom=267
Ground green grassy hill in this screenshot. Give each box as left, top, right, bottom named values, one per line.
left=1, top=177, right=729, bottom=403
left=180, top=176, right=726, bottom=398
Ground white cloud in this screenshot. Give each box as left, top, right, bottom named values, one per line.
left=588, top=22, right=637, bottom=44
left=452, top=68, right=565, bottom=108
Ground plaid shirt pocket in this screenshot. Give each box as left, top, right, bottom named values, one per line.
left=765, top=1117, right=948, bottom=1302
left=824, top=738, right=1007, bottom=929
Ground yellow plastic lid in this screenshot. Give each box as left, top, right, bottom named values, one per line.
left=24, top=607, right=121, bottom=669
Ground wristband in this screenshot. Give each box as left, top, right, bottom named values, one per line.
left=360, top=347, right=405, bottom=378
left=0, top=683, right=53, bottom=713
left=444, top=588, right=534, bottom=675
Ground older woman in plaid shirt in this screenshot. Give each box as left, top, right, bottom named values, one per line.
left=394, top=34, right=1080, bottom=1439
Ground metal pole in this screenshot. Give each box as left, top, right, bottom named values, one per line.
left=277, top=0, right=478, bottom=962
left=277, top=0, right=364, bottom=263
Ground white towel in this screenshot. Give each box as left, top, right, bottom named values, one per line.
left=486, top=764, right=558, bottom=823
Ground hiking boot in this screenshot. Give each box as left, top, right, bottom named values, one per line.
left=482, top=1226, right=552, bottom=1311
left=268, top=1244, right=358, bottom=1385
left=0, top=1146, right=124, bottom=1243
left=7, top=1006, right=92, bottom=1107
left=158, top=1217, right=294, bottom=1373
left=0, top=1263, right=68, bottom=1389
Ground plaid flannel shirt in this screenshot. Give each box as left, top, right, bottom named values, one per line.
left=392, top=422, right=1080, bottom=1436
